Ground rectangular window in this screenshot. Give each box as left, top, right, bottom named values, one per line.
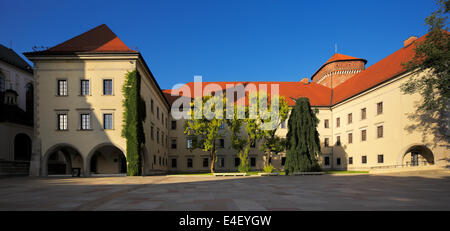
left=57, top=114, right=68, bottom=130
left=377, top=102, right=383, bottom=115
left=187, top=158, right=193, bottom=168
left=219, top=158, right=225, bottom=168
left=187, top=139, right=193, bottom=149
left=171, top=138, right=177, bottom=149
left=80, top=80, right=90, bottom=95
left=324, top=156, right=330, bottom=166
left=203, top=158, right=209, bottom=168
left=171, top=158, right=177, bottom=168
left=161, top=132, right=164, bottom=146
left=250, top=141, right=256, bottom=148
left=281, top=157, right=286, bottom=166
left=251, top=157, right=256, bottom=167
left=151, top=126, right=154, bottom=140
left=362, top=156, right=367, bottom=164
left=378, top=154, right=384, bottom=163
left=218, top=139, right=225, bottom=148
left=80, top=113, right=91, bottom=130
left=324, top=119, right=329, bottom=128
left=156, top=129, right=160, bottom=144
left=361, top=129, right=367, bottom=141
left=151, top=99, right=154, bottom=113
left=234, top=158, right=240, bottom=167
left=336, top=117, right=340, bottom=127
left=361, top=108, right=367, bottom=120
left=103, top=113, right=113, bottom=129
left=281, top=121, right=286, bottom=129
left=171, top=120, right=177, bottom=130
left=337, top=158, right=341, bottom=166
left=348, top=133, right=353, bottom=144
left=324, top=138, right=329, bottom=147
left=348, top=113, right=352, bottom=124
left=103, top=79, right=113, bottom=95
left=336, top=136, right=341, bottom=146
left=159, top=156, right=161, bottom=166
left=219, top=123, right=225, bottom=130
left=349, top=157, right=353, bottom=165
left=377, top=125, right=384, bottom=138
left=57, top=80, right=67, bottom=96
left=157, top=107, right=160, bottom=119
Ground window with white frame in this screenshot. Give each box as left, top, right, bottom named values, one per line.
left=103, top=79, right=113, bottom=95
left=57, top=114, right=68, bottom=130
left=80, top=113, right=91, bottom=130
left=80, top=79, right=90, bottom=95
left=103, top=113, right=113, bottom=129
left=57, top=80, right=67, bottom=96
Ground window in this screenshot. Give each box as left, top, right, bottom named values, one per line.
left=80, top=113, right=91, bottom=130
left=161, top=132, right=164, bottom=146
left=234, top=158, right=240, bottom=167
left=324, top=119, right=329, bottom=128
left=203, top=158, right=209, bottom=168
left=153, top=155, right=156, bottom=164
left=103, top=113, right=113, bottom=129
left=378, top=154, right=384, bottom=163
left=103, top=79, right=113, bottom=95
left=219, top=158, right=225, bottom=167
left=151, top=126, right=154, bottom=140
left=377, top=125, right=384, bottom=138
left=336, top=136, right=341, bottom=146
left=361, top=108, right=367, bottom=120
left=280, top=121, right=286, bottom=129
left=159, top=156, right=161, bottom=166
left=324, top=156, right=330, bottom=166
left=187, top=158, right=193, bottom=168
left=57, top=80, right=67, bottom=96
left=281, top=157, right=286, bottom=166
left=218, top=139, right=225, bottom=148
left=187, top=139, right=193, bottom=149
left=219, top=123, right=225, bottom=130
left=157, top=107, right=160, bottom=119
left=251, top=157, right=256, bottom=167
left=171, top=138, right=177, bottom=149
left=156, top=129, right=160, bottom=144
left=324, top=138, right=329, bottom=147
left=377, top=102, right=383, bottom=115
left=349, top=157, right=353, bottom=165
left=348, top=113, right=352, bottom=124
left=361, top=129, right=367, bottom=141
left=80, top=80, right=90, bottom=95
left=337, top=158, right=341, bottom=166
left=362, top=156, right=367, bottom=164
left=336, top=117, right=340, bottom=127
left=151, top=99, right=154, bottom=113
left=171, top=158, right=177, bottom=168
left=348, top=133, right=353, bottom=144
left=250, top=141, right=256, bottom=148
left=171, top=120, right=177, bottom=130
left=57, top=114, right=68, bottom=130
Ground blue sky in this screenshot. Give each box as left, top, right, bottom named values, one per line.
left=0, top=0, right=437, bottom=89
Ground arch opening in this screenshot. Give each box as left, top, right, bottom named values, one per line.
left=402, top=145, right=434, bottom=167
left=14, top=133, right=32, bottom=161
left=46, top=145, right=84, bottom=175
left=89, top=144, right=127, bottom=175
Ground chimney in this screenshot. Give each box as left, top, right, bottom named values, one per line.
left=300, top=78, right=309, bottom=84
left=404, top=36, right=418, bottom=47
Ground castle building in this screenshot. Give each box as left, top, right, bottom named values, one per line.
left=23, top=25, right=449, bottom=176
left=0, top=44, right=34, bottom=176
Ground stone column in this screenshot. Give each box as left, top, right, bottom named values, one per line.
left=29, top=137, right=41, bottom=176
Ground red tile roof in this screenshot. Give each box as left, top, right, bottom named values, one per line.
left=24, top=24, right=137, bottom=55
left=311, top=53, right=367, bottom=80
left=332, top=35, right=424, bottom=105
left=163, top=81, right=332, bottom=107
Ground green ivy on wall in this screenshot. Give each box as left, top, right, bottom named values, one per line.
left=122, top=69, right=146, bottom=176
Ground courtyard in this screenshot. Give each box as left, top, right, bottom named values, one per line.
left=0, top=169, right=449, bottom=211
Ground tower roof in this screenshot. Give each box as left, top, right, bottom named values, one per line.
left=24, top=24, right=137, bottom=56
left=311, top=53, right=367, bottom=80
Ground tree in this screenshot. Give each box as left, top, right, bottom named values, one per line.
left=226, top=104, right=251, bottom=172
left=184, top=95, right=225, bottom=173
left=401, top=0, right=450, bottom=143
left=122, top=70, right=146, bottom=176
left=285, top=97, right=321, bottom=173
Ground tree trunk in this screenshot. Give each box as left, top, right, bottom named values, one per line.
left=265, top=149, right=271, bottom=167
left=210, top=145, right=216, bottom=173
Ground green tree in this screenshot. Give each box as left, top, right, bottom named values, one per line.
left=185, top=95, right=225, bottom=173
left=401, top=0, right=450, bottom=143
left=226, top=104, right=250, bottom=172
left=285, top=97, right=321, bottom=173
left=122, top=70, right=146, bottom=176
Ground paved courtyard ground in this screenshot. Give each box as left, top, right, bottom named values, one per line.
left=0, top=169, right=449, bottom=211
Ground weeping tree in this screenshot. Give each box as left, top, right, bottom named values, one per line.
left=285, top=97, right=321, bottom=173
left=122, top=70, right=146, bottom=176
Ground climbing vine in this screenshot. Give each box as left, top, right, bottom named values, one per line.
left=122, top=70, right=146, bottom=176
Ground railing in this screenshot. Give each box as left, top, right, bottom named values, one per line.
left=370, top=161, right=433, bottom=169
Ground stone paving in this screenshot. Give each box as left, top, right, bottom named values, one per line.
left=0, top=170, right=449, bottom=211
